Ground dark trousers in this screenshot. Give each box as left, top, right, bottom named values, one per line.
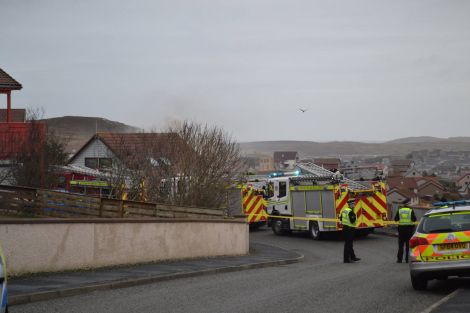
left=343, top=226, right=356, bottom=262
left=397, top=226, right=414, bottom=262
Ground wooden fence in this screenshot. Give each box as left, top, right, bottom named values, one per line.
left=0, top=185, right=225, bottom=219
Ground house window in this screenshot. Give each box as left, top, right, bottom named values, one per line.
left=85, top=158, right=98, bottom=169
left=99, top=158, right=112, bottom=169
left=279, top=181, right=287, bottom=198
left=85, top=158, right=112, bottom=170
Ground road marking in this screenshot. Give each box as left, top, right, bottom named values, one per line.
left=419, top=288, right=462, bottom=313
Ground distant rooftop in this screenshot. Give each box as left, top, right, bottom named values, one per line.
left=0, top=68, right=22, bottom=90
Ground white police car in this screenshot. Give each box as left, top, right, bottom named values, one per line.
left=0, top=245, right=7, bottom=313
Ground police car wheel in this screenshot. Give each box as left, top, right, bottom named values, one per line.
left=309, top=222, right=321, bottom=240
left=411, top=275, right=427, bottom=290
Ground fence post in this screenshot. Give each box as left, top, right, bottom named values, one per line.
left=35, top=189, right=42, bottom=216
left=119, top=200, right=124, bottom=218
left=99, top=198, right=103, bottom=217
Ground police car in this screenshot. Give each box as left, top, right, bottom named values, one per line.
left=409, top=202, right=470, bottom=290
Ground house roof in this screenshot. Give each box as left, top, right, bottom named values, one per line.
left=69, top=132, right=181, bottom=164
left=388, top=187, right=415, bottom=199
left=387, top=177, right=418, bottom=190
left=387, top=176, right=445, bottom=193
left=0, top=68, right=22, bottom=90
left=457, top=172, right=470, bottom=183
left=417, top=179, right=445, bottom=192
left=391, top=159, right=413, bottom=167
left=314, top=158, right=341, bottom=170
left=314, top=158, right=340, bottom=165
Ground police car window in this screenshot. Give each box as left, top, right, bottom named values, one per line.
left=419, top=212, right=470, bottom=233
left=279, top=182, right=287, bottom=198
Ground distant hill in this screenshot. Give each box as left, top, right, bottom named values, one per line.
left=385, top=136, right=470, bottom=144
left=42, top=116, right=140, bottom=153
left=240, top=139, right=470, bottom=158
left=385, top=136, right=445, bottom=144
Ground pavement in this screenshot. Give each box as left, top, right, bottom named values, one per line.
left=8, top=242, right=303, bottom=306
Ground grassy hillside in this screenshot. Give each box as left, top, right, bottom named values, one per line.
left=42, top=116, right=139, bottom=153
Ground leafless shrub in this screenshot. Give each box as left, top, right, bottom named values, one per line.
left=92, top=121, right=240, bottom=208
left=165, top=121, right=241, bottom=208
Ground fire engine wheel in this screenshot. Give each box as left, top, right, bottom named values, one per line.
left=309, top=221, right=321, bottom=240
left=272, top=219, right=287, bottom=236
left=411, top=275, right=428, bottom=290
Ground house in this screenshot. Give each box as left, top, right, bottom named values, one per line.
left=0, top=109, right=25, bottom=123
left=273, top=151, right=298, bottom=170
left=0, top=68, right=46, bottom=184
left=387, top=176, right=446, bottom=209
left=258, top=155, right=275, bottom=172
left=389, top=159, right=414, bottom=177
left=416, top=179, right=445, bottom=198
left=68, top=132, right=176, bottom=170
left=456, top=173, right=470, bottom=196
left=0, top=68, right=30, bottom=160
left=314, top=158, right=341, bottom=172
left=341, top=164, right=384, bottom=181
left=64, top=132, right=178, bottom=196
left=404, top=166, right=423, bottom=178
left=387, top=187, right=419, bottom=219
left=240, top=154, right=274, bottom=173
left=387, top=188, right=417, bottom=205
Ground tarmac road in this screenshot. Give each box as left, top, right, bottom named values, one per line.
left=13, top=228, right=470, bottom=313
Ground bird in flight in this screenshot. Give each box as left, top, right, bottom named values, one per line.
left=299, top=108, right=307, bottom=113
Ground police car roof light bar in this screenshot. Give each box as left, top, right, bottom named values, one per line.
left=432, top=200, right=470, bottom=208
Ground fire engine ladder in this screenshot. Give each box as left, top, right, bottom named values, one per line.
left=296, top=161, right=368, bottom=191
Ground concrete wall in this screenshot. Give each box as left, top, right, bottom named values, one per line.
left=0, top=218, right=248, bottom=276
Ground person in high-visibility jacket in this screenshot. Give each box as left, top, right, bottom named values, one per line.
left=394, top=203, right=417, bottom=263
left=340, top=199, right=361, bottom=263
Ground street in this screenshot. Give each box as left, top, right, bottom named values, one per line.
left=13, top=228, right=470, bottom=313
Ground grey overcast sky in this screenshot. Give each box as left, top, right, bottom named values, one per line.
left=1, top=0, right=470, bottom=142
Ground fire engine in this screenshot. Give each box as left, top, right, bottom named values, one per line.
left=266, top=161, right=388, bottom=239
left=239, top=181, right=269, bottom=228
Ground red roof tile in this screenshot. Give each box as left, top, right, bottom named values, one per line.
left=387, top=177, right=418, bottom=190
left=387, top=176, right=444, bottom=192
left=69, top=132, right=183, bottom=165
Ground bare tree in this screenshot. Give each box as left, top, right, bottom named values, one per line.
left=166, top=121, right=241, bottom=208
left=95, top=122, right=240, bottom=208
left=104, top=133, right=170, bottom=202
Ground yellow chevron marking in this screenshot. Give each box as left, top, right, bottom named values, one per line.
left=361, top=199, right=385, bottom=227
left=248, top=198, right=263, bottom=222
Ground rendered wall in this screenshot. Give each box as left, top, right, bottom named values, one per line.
left=0, top=218, right=248, bottom=276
